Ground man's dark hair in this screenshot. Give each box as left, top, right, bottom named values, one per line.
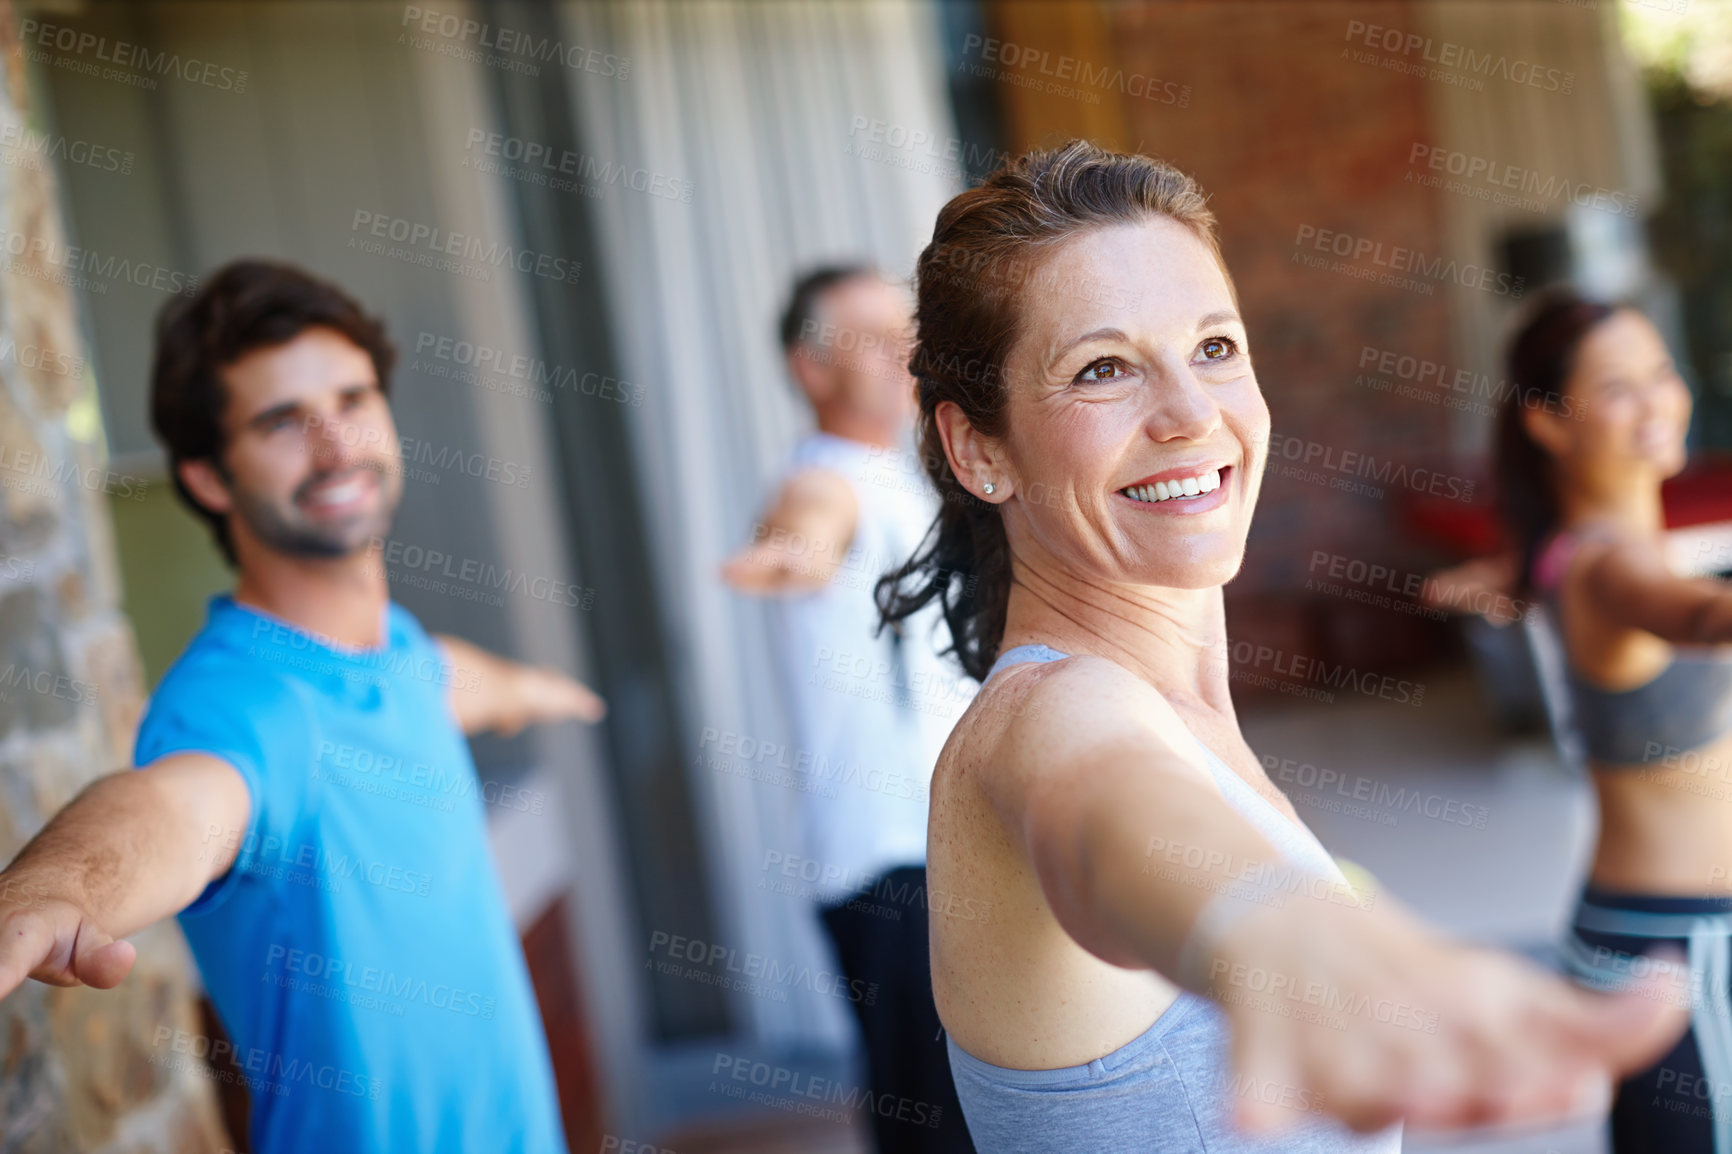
left=778, top=263, right=879, bottom=353
left=150, top=259, right=396, bottom=565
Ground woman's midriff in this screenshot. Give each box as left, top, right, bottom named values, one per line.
left=1589, top=728, right=1732, bottom=895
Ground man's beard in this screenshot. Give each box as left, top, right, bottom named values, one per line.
left=230, top=463, right=400, bottom=559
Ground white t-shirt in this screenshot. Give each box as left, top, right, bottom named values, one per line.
left=772, top=432, right=975, bottom=903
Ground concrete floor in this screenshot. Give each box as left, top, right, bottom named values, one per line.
left=666, top=667, right=1610, bottom=1152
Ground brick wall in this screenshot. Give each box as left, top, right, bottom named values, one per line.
left=1111, top=1, right=1458, bottom=676
left=0, top=3, right=228, bottom=1149
left=986, top=0, right=1471, bottom=684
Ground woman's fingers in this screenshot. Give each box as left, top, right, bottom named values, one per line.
left=1231, top=944, right=1690, bottom=1139
left=1229, top=1009, right=1300, bottom=1134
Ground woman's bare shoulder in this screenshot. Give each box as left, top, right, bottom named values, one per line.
left=949, top=652, right=1208, bottom=800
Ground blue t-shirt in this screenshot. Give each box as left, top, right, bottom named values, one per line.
left=135, top=595, right=567, bottom=1154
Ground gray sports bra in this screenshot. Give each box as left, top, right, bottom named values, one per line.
left=943, top=644, right=1400, bottom=1153
left=1535, top=531, right=1732, bottom=767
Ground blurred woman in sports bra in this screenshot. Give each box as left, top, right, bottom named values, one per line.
left=872, top=141, right=1684, bottom=1152
left=1495, top=290, right=1732, bottom=1151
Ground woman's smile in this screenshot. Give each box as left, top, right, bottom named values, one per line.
left=1116, top=464, right=1233, bottom=514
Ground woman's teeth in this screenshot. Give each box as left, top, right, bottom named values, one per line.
left=1122, top=469, right=1221, bottom=504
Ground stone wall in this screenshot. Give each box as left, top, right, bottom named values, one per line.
left=0, top=2, right=228, bottom=1149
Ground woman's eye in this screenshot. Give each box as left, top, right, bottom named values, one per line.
left=1077, top=358, right=1124, bottom=383
left=1198, top=336, right=1238, bottom=362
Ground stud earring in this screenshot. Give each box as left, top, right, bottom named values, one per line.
left=982, top=481, right=996, bottom=496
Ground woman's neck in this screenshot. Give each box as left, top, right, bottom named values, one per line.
left=999, top=546, right=1233, bottom=714
left=1555, top=465, right=1666, bottom=538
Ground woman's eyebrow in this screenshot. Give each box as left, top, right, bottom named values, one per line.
left=1052, top=327, right=1129, bottom=360
left=1197, top=310, right=1241, bottom=329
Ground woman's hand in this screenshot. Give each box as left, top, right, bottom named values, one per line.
left=1213, top=891, right=1688, bottom=1134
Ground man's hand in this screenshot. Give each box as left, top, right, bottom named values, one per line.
left=490, top=664, right=606, bottom=738
left=721, top=467, right=858, bottom=595
left=0, top=892, right=136, bottom=998
left=438, top=635, right=605, bottom=737
left=0, top=753, right=250, bottom=1003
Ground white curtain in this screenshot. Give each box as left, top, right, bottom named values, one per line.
left=558, top=0, right=962, bottom=1048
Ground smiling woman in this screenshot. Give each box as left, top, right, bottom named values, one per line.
left=876, top=141, right=1688, bottom=1150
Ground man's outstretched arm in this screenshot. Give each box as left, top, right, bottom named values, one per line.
left=0, top=753, right=251, bottom=998
left=720, top=467, right=858, bottom=594
left=437, top=634, right=607, bottom=738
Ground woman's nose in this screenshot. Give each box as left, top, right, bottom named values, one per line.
left=1145, top=370, right=1220, bottom=441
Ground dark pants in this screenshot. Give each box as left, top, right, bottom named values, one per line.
left=819, top=865, right=976, bottom=1154
left=1567, top=887, right=1732, bottom=1153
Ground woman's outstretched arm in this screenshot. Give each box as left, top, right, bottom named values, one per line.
left=978, top=653, right=1687, bottom=1135
left=1576, top=537, right=1732, bottom=644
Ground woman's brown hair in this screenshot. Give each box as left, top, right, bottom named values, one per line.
left=876, top=140, right=1225, bottom=680
left=1494, top=289, right=1619, bottom=592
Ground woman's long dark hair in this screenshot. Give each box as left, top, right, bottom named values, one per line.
left=874, top=141, right=1223, bottom=681
left=1495, top=290, right=1618, bottom=591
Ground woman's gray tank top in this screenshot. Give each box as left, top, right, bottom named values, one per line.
left=944, top=644, right=1402, bottom=1153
